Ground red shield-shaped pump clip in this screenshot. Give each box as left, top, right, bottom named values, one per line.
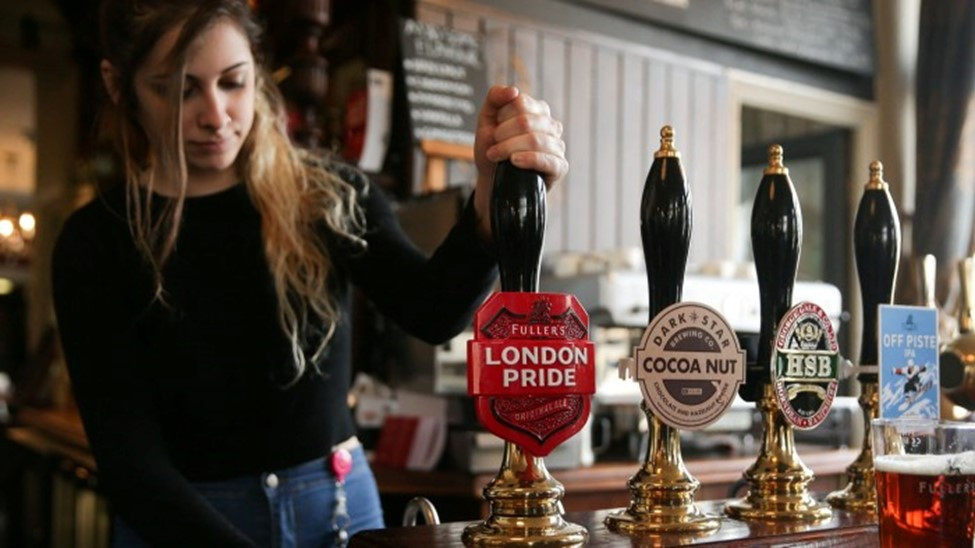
left=467, top=292, right=595, bottom=457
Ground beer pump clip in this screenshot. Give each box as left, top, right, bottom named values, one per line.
left=464, top=161, right=594, bottom=546
left=605, top=126, right=746, bottom=535
left=725, top=145, right=837, bottom=522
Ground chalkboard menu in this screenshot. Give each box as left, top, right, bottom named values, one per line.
left=399, top=19, right=488, bottom=147
left=577, top=0, right=875, bottom=76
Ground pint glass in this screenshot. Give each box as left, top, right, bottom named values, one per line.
left=873, top=418, right=975, bottom=547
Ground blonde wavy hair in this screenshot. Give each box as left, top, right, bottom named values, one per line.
left=99, top=0, right=364, bottom=380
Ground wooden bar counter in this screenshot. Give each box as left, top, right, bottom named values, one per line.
left=7, top=408, right=875, bottom=547
left=372, top=447, right=859, bottom=522
left=366, top=449, right=877, bottom=546
left=349, top=503, right=879, bottom=547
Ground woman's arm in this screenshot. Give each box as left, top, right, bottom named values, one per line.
left=339, top=174, right=497, bottom=344
left=339, top=87, right=566, bottom=344
left=51, top=210, right=257, bottom=547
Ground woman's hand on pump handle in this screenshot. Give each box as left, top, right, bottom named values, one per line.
left=472, top=85, right=568, bottom=241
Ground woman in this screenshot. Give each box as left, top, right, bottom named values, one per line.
left=51, top=1, right=567, bottom=546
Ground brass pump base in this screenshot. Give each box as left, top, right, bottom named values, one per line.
left=725, top=385, right=832, bottom=522
left=605, top=410, right=721, bottom=534
left=462, top=515, right=588, bottom=546
left=604, top=494, right=720, bottom=535
left=826, top=382, right=878, bottom=513
left=462, top=442, right=587, bottom=546
left=724, top=488, right=832, bottom=522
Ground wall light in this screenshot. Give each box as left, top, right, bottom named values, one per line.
left=18, top=212, right=35, bottom=237
left=0, top=219, right=14, bottom=239
left=0, top=206, right=36, bottom=265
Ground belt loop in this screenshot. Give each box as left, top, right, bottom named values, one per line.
left=332, top=435, right=361, bottom=453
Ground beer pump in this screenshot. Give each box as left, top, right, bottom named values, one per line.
left=826, top=161, right=901, bottom=512
left=939, top=257, right=975, bottom=410
left=920, top=254, right=966, bottom=420
left=725, top=145, right=834, bottom=521
left=920, top=254, right=959, bottom=351
left=464, top=161, right=593, bottom=545
left=606, top=127, right=744, bottom=534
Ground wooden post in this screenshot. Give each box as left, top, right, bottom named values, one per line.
left=419, top=140, right=474, bottom=194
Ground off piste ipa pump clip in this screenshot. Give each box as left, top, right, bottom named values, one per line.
left=464, top=161, right=594, bottom=546
left=726, top=145, right=839, bottom=522
left=607, top=127, right=745, bottom=535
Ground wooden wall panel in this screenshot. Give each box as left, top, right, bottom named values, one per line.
left=450, top=12, right=481, bottom=34
left=416, top=3, right=447, bottom=26
left=564, top=41, right=594, bottom=250
left=645, top=59, right=670, bottom=179
left=687, top=70, right=713, bottom=263
left=708, top=74, right=732, bottom=262
left=619, top=53, right=646, bottom=251
left=592, top=48, right=620, bottom=251
left=668, top=66, right=692, bottom=170
left=539, top=35, right=568, bottom=252
left=511, top=28, right=539, bottom=93
left=483, top=20, right=510, bottom=91
left=417, top=0, right=730, bottom=263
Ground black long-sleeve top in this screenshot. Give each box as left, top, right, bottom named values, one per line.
left=51, top=167, right=497, bottom=546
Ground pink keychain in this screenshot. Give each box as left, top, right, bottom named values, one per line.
left=330, top=448, right=353, bottom=483
left=329, top=448, right=353, bottom=546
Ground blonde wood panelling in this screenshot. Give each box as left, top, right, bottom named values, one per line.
left=416, top=0, right=731, bottom=265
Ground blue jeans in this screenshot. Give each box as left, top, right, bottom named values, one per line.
left=113, top=446, right=384, bottom=547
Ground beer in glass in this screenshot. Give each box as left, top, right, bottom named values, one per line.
left=873, top=418, right=975, bottom=547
